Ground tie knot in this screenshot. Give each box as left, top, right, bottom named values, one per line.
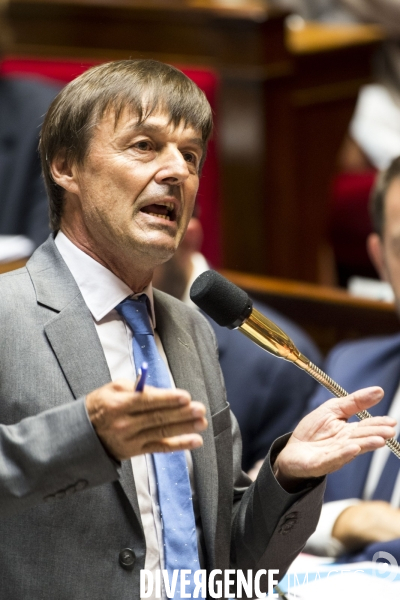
left=115, top=294, right=153, bottom=335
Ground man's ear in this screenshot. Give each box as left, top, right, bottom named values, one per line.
left=50, top=151, right=79, bottom=195
left=367, top=233, right=389, bottom=281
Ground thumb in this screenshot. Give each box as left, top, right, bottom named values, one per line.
left=326, top=386, right=384, bottom=420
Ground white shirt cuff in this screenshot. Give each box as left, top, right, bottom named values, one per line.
left=305, top=499, right=361, bottom=557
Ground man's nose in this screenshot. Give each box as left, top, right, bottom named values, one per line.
left=155, top=146, right=190, bottom=186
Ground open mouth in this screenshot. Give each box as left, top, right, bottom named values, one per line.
left=140, top=201, right=176, bottom=222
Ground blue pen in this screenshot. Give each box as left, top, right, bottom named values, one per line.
left=135, top=362, right=148, bottom=392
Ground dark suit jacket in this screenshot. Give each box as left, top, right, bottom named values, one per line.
left=0, top=237, right=325, bottom=598
left=208, top=303, right=322, bottom=472
left=0, top=76, right=59, bottom=247
left=308, top=333, right=400, bottom=562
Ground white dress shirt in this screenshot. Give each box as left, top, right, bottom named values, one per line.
left=55, top=231, right=200, bottom=598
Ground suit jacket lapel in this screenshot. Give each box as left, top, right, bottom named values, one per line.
left=44, top=294, right=111, bottom=397
left=26, top=237, right=142, bottom=526
left=26, top=237, right=112, bottom=397
left=207, top=314, right=229, bottom=359
left=154, top=290, right=219, bottom=565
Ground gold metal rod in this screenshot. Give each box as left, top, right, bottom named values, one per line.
left=239, top=308, right=400, bottom=460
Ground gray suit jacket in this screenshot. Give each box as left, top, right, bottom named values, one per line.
left=0, top=237, right=325, bottom=598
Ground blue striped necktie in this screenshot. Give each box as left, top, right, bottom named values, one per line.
left=116, top=295, right=200, bottom=598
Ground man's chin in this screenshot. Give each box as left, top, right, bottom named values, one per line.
left=138, top=238, right=179, bottom=267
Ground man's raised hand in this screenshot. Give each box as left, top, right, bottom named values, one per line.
left=86, top=379, right=207, bottom=460
left=274, top=386, right=396, bottom=489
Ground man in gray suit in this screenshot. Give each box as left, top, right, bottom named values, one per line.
left=0, top=59, right=395, bottom=599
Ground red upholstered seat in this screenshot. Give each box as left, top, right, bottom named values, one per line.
left=1, top=56, right=221, bottom=266
left=329, top=170, right=377, bottom=283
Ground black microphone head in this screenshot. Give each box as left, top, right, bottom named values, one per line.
left=190, top=270, right=253, bottom=329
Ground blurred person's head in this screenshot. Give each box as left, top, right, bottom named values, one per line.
left=152, top=216, right=203, bottom=299
left=368, top=156, right=400, bottom=313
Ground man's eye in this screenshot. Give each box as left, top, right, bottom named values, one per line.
left=183, top=152, right=196, bottom=164
left=134, top=141, right=151, bottom=151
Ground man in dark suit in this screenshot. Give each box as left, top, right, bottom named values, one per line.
left=0, top=76, right=59, bottom=247
left=0, top=59, right=395, bottom=598
left=153, top=217, right=322, bottom=474
left=307, top=156, right=400, bottom=563
left=0, top=3, right=59, bottom=248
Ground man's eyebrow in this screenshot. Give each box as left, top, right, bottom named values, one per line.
left=125, top=122, right=204, bottom=151
left=185, top=138, right=205, bottom=152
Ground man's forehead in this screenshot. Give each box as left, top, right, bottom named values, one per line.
left=98, top=105, right=202, bottom=138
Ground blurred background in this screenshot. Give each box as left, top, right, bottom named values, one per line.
left=2, top=0, right=400, bottom=356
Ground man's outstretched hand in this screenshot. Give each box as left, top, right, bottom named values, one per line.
left=274, top=387, right=396, bottom=490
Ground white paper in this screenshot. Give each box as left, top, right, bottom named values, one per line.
left=348, top=276, right=395, bottom=303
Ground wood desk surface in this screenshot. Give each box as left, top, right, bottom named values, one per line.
left=287, top=21, right=385, bottom=54
left=220, top=270, right=399, bottom=354
left=0, top=259, right=28, bottom=274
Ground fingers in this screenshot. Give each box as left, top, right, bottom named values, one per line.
left=328, top=419, right=395, bottom=461
left=115, top=403, right=208, bottom=457
left=131, top=403, right=207, bottom=435
left=357, top=415, right=396, bottom=427
left=130, top=387, right=192, bottom=414
left=348, top=420, right=395, bottom=455
left=349, top=421, right=396, bottom=440
left=326, top=387, right=385, bottom=420
left=86, top=379, right=209, bottom=460
left=87, top=381, right=193, bottom=423
left=110, top=380, right=193, bottom=414
left=318, top=427, right=392, bottom=472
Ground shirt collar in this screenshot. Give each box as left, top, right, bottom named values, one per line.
left=55, top=231, right=156, bottom=325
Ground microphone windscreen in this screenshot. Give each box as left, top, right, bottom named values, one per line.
left=190, top=270, right=252, bottom=328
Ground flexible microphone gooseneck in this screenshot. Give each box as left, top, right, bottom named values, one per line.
left=190, top=270, right=400, bottom=460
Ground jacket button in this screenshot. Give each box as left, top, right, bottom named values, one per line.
left=119, top=548, right=135, bottom=570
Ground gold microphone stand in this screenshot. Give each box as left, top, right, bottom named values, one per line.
left=240, top=308, right=400, bottom=460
